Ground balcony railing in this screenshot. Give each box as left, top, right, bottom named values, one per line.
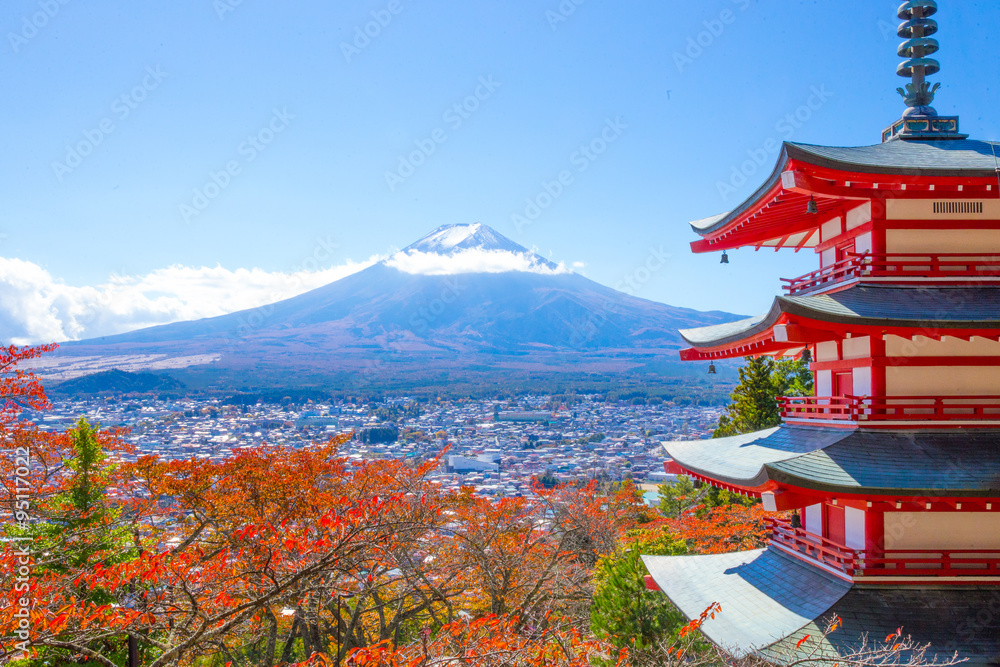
left=767, top=518, right=1000, bottom=579
left=780, top=395, right=1000, bottom=423
left=781, top=253, right=1000, bottom=294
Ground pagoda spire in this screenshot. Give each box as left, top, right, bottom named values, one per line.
left=896, top=0, right=941, bottom=117
left=881, top=0, right=965, bottom=141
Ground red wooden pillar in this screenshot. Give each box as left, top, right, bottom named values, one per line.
left=871, top=333, right=887, bottom=409
left=865, top=509, right=886, bottom=564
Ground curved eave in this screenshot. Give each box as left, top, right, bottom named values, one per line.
left=642, top=549, right=853, bottom=661
left=689, top=139, right=1000, bottom=253
left=679, top=301, right=784, bottom=350
left=663, top=426, right=849, bottom=491
left=689, top=145, right=792, bottom=238
left=680, top=286, right=1000, bottom=359
left=644, top=548, right=1000, bottom=664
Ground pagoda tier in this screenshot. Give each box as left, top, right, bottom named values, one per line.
left=680, top=285, right=1000, bottom=359
left=680, top=286, right=1000, bottom=428
left=662, top=426, right=1000, bottom=584
left=691, top=139, right=1000, bottom=255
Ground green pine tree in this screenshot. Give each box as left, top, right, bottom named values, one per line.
left=10, top=418, right=142, bottom=667
left=590, top=530, right=689, bottom=650
left=773, top=357, right=814, bottom=398
left=713, top=357, right=781, bottom=438
left=712, top=357, right=813, bottom=438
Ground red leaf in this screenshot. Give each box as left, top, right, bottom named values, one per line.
left=796, top=635, right=811, bottom=649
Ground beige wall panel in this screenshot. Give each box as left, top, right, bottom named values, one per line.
left=885, top=513, right=1000, bottom=550
left=886, top=335, right=1000, bottom=358
left=886, top=366, right=1000, bottom=396
left=886, top=228, right=1000, bottom=254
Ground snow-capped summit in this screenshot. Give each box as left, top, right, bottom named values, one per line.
left=391, top=223, right=561, bottom=275
left=402, top=223, right=530, bottom=255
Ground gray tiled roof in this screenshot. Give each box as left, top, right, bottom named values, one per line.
left=690, top=139, right=1000, bottom=237
left=663, top=426, right=850, bottom=488
left=768, top=430, right=1000, bottom=496
left=773, top=587, right=1000, bottom=665
left=787, top=139, right=1000, bottom=177
left=679, top=286, right=1000, bottom=348
left=645, top=548, right=1000, bottom=665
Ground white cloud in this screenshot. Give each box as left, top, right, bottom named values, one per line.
left=0, top=257, right=377, bottom=345
left=385, top=249, right=572, bottom=276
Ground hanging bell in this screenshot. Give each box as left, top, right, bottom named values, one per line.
left=720, top=251, right=729, bottom=265
left=708, top=362, right=717, bottom=375
left=801, top=348, right=812, bottom=364
left=806, top=196, right=819, bottom=215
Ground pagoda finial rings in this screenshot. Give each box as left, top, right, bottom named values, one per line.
left=897, top=0, right=938, bottom=20
left=898, top=37, right=940, bottom=58
left=898, top=17, right=938, bottom=38
left=897, top=57, right=941, bottom=78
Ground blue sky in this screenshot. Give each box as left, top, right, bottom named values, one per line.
left=3, top=0, right=1000, bottom=343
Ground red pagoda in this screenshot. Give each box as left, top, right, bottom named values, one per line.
left=643, top=2, right=1000, bottom=662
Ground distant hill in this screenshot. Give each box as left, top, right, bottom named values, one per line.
left=39, top=223, right=744, bottom=393
left=52, top=370, right=186, bottom=396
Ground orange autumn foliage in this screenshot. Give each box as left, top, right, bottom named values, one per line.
left=665, top=503, right=771, bottom=555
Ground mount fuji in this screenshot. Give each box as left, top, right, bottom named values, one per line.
left=38, top=224, right=741, bottom=390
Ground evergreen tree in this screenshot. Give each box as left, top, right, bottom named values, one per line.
left=773, top=357, right=814, bottom=398
left=713, top=357, right=781, bottom=438
left=713, top=356, right=814, bottom=438
left=590, top=530, right=688, bottom=650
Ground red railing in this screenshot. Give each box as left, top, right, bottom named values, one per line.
left=781, top=255, right=865, bottom=294
left=767, top=518, right=1000, bottom=578
left=767, top=518, right=857, bottom=573
left=780, top=396, right=858, bottom=421
left=782, top=253, right=1000, bottom=294
left=780, top=395, right=1000, bottom=423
